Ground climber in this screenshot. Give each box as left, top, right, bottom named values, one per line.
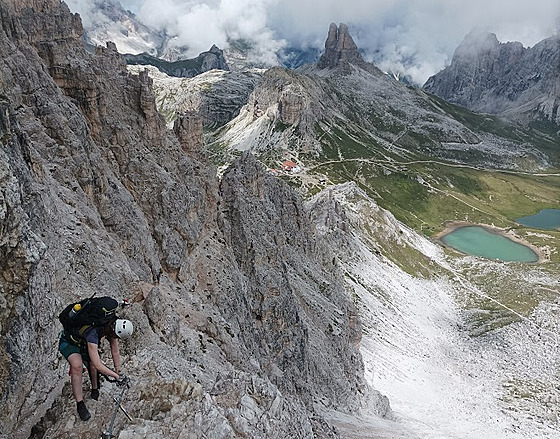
left=58, top=297, right=134, bottom=422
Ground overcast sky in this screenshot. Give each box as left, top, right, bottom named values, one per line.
left=68, top=0, right=560, bottom=84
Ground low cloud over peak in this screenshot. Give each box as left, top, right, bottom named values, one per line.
left=67, top=0, right=560, bottom=84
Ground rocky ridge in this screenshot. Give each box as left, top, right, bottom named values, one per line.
left=424, top=30, right=560, bottom=127
left=127, top=64, right=263, bottom=129
left=125, top=45, right=230, bottom=78
left=0, top=1, right=389, bottom=438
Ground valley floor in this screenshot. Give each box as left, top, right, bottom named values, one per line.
left=325, top=187, right=560, bottom=438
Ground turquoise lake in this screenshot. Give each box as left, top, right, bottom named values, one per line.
left=516, top=209, right=560, bottom=230
left=440, top=226, right=539, bottom=262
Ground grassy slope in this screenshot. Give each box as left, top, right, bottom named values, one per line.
left=302, top=95, right=560, bottom=333
left=292, top=91, right=560, bottom=264
left=202, top=68, right=560, bottom=332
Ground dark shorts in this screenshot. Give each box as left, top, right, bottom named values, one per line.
left=58, top=335, right=88, bottom=361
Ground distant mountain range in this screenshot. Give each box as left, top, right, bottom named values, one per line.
left=124, top=45, right=229, bottom=78
left=81, top=0, right=560, bottom=132
left=172, top=23, right=557, bottom=170
left=80, top=0, right=319, bottom=73
left=80, top=0, right=167, bottom=56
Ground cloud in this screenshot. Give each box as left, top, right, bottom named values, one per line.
left=132, top=0, right=285, bottom=64
left=267, top=0, right=560, bottom=83
left=67, top=0, right=560, bottom=84
left=118, top=0, right=144, bottom=11
left=65, top=0, right=111, bottom=27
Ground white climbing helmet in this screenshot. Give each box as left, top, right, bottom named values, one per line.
left=114, top=319, right=134, bottom=339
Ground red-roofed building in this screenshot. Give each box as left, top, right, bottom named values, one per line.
left=282, top=160, right=298, bottom=171
left=282, top=160, right=301, bottom=173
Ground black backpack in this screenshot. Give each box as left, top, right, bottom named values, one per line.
left=59, top=296, right=119, bottom=343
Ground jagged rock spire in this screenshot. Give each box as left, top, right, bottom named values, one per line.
left=317, top=23, right=365, bottom=69
left=173, top=111, right=204, bottom=156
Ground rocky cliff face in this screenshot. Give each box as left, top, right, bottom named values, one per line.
left=424, top=30, right=560, bottom=126
left=0, top=1, right=386, bottom=438
left=317, top=23, right=383, bottom=77
left=127, top=65, right=262, bottom=130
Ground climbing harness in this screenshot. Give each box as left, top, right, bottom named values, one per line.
left=101, top=379, right=130, bottom=439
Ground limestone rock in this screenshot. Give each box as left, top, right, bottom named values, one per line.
left=173, top=111, right=204, bottom=155
left=219, top=153, right=366, bottom=412
left=317, top=23, right=383, bottom=76
left=317, top=23, right=363, bottom=69
left=424, top=30, right=560, bottom=126
left=203, top=45, right=229, bottom=71
left=128, top=65, right=262, bottom=129
left=0, top=1, right=378, bottom=438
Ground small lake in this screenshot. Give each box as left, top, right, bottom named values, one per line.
left=516, top=209, right=560, bottom=230
left=440, top=226, right=539, bottom=262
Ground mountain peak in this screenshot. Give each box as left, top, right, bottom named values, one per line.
left=317, top=22, right=364, bottom=69
left=454, top=29, right=500, bottom=59
left=423, top=30, right=560, bottom=126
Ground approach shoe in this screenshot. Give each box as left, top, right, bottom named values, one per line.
left=91, top=388, right=99, bottom=401
left=77, top=401, right=91, bottom=421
